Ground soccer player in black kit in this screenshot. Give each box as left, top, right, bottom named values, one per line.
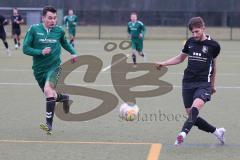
left=155, top=17, right=225, bottom=146
left=0, top=14, right=10, bottom=55
left=11, top=8, right=24, bottom=49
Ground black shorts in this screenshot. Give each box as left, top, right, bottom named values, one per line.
left=12, top=28, right=21, bottom=36
left=182, top=82, right=212, bottom=108
left=0, top=31, right=6, bottom=40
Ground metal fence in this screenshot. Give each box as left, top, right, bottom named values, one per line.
left=1, top=8, right=240, bottom=40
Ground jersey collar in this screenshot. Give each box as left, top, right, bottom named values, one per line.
left=42, top=23, right=52, bottom=33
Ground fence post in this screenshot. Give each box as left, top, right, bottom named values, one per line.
left=98, top=10, right=102, bottom=40
left=230, top=12, right=233, bottom=40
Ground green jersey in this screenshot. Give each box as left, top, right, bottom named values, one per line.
left=64, top=15, right=77, bottom=28
left=127, top=21, right=146, bottom=39
left=23, top=23, right=77, bottom=71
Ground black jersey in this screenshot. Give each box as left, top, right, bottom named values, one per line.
left=182, top=35, right=220, bottom=83
left=0, top=15, right=7, bottom=33
left=11, top=15, right=22, bottom=29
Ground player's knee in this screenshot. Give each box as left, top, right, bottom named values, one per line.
left=44, top=86, right=55, bottom=97
left=185, top=108, right=191, bottom=115
left=192, top=98, right=205, bottom=109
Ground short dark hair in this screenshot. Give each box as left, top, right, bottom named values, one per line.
left=188, top=17, right=205, bottom=31
left=42, top=6, right=57, bottom=16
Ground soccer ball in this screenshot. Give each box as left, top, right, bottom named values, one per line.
left=119, top=102, right=139, bottom=121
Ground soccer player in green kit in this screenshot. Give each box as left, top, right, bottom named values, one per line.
left=127, top=12, right=146, bottom=65
left=23, top=6, right=78, bottom=135
left=64, top=9, right=77, bottom=47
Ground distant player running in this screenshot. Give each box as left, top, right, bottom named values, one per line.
left=0, top=14, right=10, bottom=55
left=64, top=9, right=77, bottom=47
left=11, top=8, right=24, bottom=49
left=127, top=12, right=146, bottom=65
left=23, top=6, right=78, bottom=135
left=155, top=17, right=225, bottom=146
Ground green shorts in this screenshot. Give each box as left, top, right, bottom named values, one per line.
left=131, top=38, right=143, bottom=52
left=34, top=66, right=62, bottom=91
left=68, top=28, right=76, bottom=37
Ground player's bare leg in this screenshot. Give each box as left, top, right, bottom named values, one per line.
left=131, top=49, right=138, bottom=65
left=175, top=98, right=204, bottom=146
left=13, top=34, right=18, bottom=49
left=17, top=35, right=21, bottom=47
left=138, top=51, right=144, bottom=57
left=175, top=98, right=225, bottom=145
left=2, top=39, right=10, bottom=56
left=69, top=35, right=74, bottom=47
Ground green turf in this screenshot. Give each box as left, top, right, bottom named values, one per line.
left=0, top=39, right=239, bottom=160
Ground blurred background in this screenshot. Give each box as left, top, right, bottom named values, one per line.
left=1, top=0, right=240, bottom=40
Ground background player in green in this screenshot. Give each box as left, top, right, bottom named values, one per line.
left=127, top=12, right=146, bottom=65
left=64, top=9, right=77, bottom=47
left=23, top=6, right=78, bottom=135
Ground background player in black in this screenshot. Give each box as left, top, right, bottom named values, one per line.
left=11, top=8, right=24, bottom=49
left=0, top=14, right=10, bottom=56
left=155, top=17, right=225, bottom=146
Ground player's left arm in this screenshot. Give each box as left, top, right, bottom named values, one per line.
left=60, top=30, right=78, bottom=62
left=73, top=16, right=77, bottom=26
left=211, top=43, right=221, bottom=94
left=210, top=58, right=217, bottom=94
left=140, top=23, right=146, bottom=38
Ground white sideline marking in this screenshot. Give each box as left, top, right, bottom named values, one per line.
left=0, top=82, right=240, bottom=89
left=101, top=54, right=130, bottom=72
left=0, top=69, right=239, bottom=76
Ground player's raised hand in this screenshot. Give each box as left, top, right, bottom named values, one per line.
left=71, top=55, right=78, bottom=63
left=42, top=47, right=51, bottom=55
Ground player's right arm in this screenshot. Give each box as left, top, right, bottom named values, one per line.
left=64, top=16, right=68, bottom=29
left=127, top=22, right=131, bottom=35
left=23, top=26, right=43, bottom=56
left=155, top=39, right=190, bottom=69
left=155, top=53, right=187, bottom=69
